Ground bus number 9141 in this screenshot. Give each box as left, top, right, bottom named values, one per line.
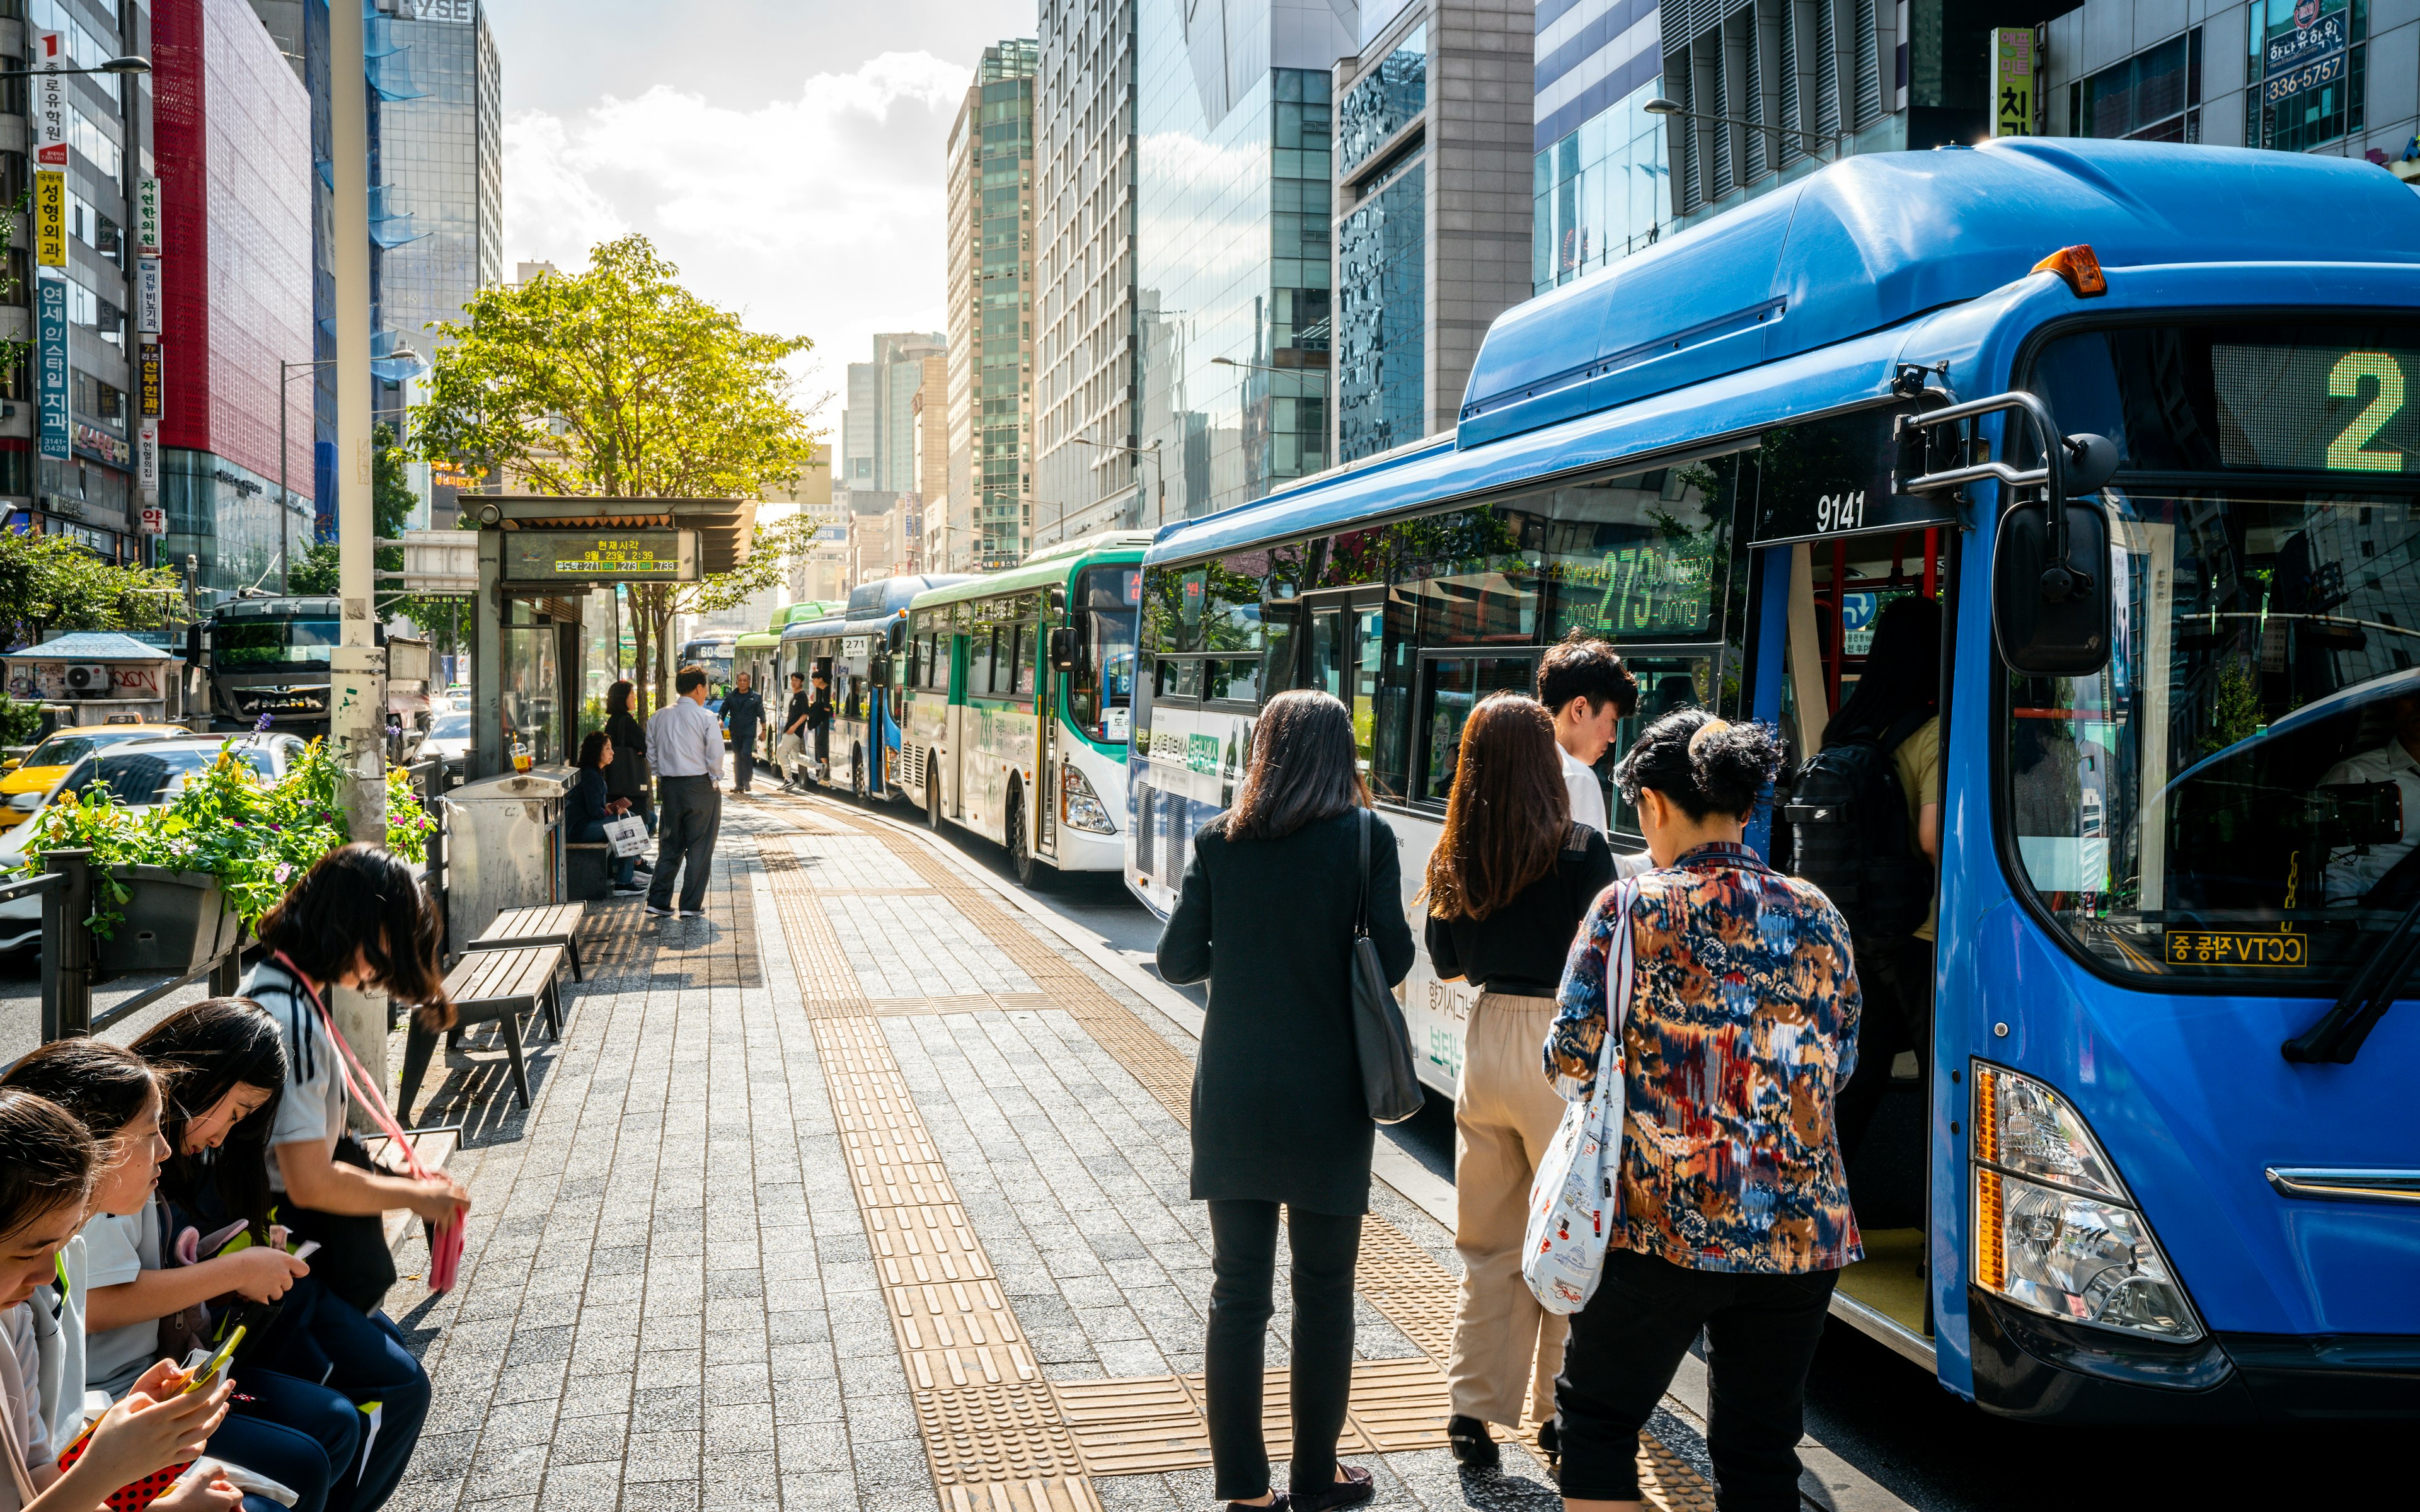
left=1815, top=490, right=1868, bottom=534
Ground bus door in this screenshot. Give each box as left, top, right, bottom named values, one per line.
left=1035, top=588, right=1064, bottom=861
left=1752, top=525, right=1950, bottom=1349
left=1299, top=588, right=1386, bottom=777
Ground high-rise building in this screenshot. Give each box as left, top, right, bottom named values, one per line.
left=1034, top=0, right=1139, bottom=547
left=3, top=2, right=161, bottom=564
left=911, top=352, right=945, bottom=569
left=1330, top=1, right=1533, bottom=465
left=245, top=0, right=339, bottom=537
left=764, top=445, right=846, bottom=604
left=1134, top=0, right=1347, bottom=522
left=1530, top=0, right=1669, bottom=295
left=944, top=39, right=1038, bottom=572
left=364, top=0, right=502, bottom=432
left=155, top=0, right=318, bottom=598
left=839, top=331, right=945, bottom=495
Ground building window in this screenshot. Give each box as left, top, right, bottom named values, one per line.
left=1533, top=81, right=1670, bottom=296
left=1336, top=157, right=1424, bottom=463
left=2073, top=28, right=2202, bottom=142
left=2245, top=0, right=2364, bottom=153
left=1336, top=25, right=1426, bottom=175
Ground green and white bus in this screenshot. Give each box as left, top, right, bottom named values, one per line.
left=901, top=532, right=1146, bottom=885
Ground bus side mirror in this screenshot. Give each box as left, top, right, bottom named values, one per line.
left=1049, top=626, right=1079, bottom=672
left=1993, top=496, right=2113, bottom=677
left=887, top=621, right=906, bottom=652
left=869, top=654, right=892, bottom=689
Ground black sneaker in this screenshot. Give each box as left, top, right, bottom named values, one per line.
left=1446, top=1415, right=1498, bottom=1469
left=611, top=882, right=647, bottom=896
left=1291, top=1468, right=1373, bottom=1512
left=1536, top=1419, right=1559, bottom=1462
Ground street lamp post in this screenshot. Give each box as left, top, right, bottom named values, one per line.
left=0, top=55, right=151, bottom=79
left=1642, top=96, right=1843, bottom=157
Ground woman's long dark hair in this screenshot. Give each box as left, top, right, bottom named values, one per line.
left=0, top=1089, right=99, bottom=1239
left=1825, top=594, right=1943, bottom=745
left=132, top=998, right=288, bottom=1239
left=1426, top=694, right=1569, bottom=921
left=1225, top=690, right=1368, bottom=841
left=578, top=730, right=611, bottom=770
left=1, top=1038, right=160, bottom=1143
left=607, top=680, right=635, bottom=719
left=256, top=844, right=454, bottom=1028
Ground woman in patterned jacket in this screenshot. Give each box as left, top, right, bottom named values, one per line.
left=1545, top=709, right=1861, bottom=1512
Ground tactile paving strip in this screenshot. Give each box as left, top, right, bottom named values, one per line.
left=758, top=840, right=872, bottom=1017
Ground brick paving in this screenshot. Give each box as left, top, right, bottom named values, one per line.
left=368, top=795, right=1588, bottom=1512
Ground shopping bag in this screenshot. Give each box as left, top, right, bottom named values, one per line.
left=601, top=815, right=649, bottom=857
left=1521, top=879, right=1639, bottom=1315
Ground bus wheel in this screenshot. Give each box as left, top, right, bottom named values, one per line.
left=1007, top=782, right=1041, bottom=890
left=928, top=767, right=945, bottom=832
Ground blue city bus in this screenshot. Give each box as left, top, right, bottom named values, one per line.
left=778, top=575, right=969, bottom=797
left=1123, top=139, right=2420, bottom=1421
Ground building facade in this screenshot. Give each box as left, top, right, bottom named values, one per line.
left=3, top=1, right=160, bottom=566
left=244, top=0, right=338, bottom=537
left=945, top=39, right=1039, bottom=572
left=1134, top=0, right=1348, bottom=522
left=364, top=0, right=500, bottom=433
left=764, top=445, right=846, bottom=605
left=840, top=331, right=945, bottom=495
left=155, top=0, right=316, bottom=599
left=1331, top=0, right=1533, bottom=465
left=1531, top=0, right=1669, bottom=295
left=1034, top=0, right=1141, bottom=548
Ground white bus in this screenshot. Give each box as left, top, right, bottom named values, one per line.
left=899, top=534, right=1145, bottom=885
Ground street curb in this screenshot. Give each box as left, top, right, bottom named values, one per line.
left=764, top=789, right=1910, bottom=1512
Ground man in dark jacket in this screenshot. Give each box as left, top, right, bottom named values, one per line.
left=778, top=672, right=814, bottom=791
left=722, top=672, right=766, bottom=794
left=806, top=671, right=835, bottom=782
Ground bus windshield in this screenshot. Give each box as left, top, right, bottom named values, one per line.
left=2015, top=323, right=2420, bottom=984
left=1070, top=565, right=1139, bottom=742
left=214, top=619, right=340, bottom=670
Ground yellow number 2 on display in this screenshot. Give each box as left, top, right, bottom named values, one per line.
left=2326, top=350, right=2406, bottom=473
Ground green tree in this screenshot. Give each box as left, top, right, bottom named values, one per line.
left=0, top=529, right=183, bottom=650
left=411, top=236, right=819, bottom=710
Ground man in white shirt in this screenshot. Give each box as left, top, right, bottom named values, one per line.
left=2320, top=692, right=2420, bottom=903
left=645, top=664, right=727, bottom=917
left=1538, top=631, right=1654, bottom=876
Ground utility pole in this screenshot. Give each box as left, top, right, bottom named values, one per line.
left=328, top=0, right=389, bottom=1096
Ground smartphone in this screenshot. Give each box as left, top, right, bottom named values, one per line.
left=179, top=1326, right=245, bottom=1395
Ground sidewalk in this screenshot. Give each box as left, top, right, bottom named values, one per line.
left=375, top=791, right=1724, bottom=1512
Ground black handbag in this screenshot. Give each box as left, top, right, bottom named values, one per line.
left=1351, top=809, right=1425, bottom=1125
left=278, top=1135, right=398, bottom=1314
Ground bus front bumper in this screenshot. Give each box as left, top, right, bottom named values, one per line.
left=1969, top=1288, right=2420, bottom=1422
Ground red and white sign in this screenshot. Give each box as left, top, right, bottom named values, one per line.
left=32, top=33, right=69, bottom=169
left=138, top=505, right=166, bottom=536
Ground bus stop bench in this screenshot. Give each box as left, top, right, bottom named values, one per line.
left=398, top=942, right=565, bottom=1124
left=463, top=902, right=587, bottom=982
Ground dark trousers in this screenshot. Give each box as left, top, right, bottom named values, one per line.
left=1556, top=1249, right=1838, bottom=1511
left=215, top=1365, right=362, bottom=1512
left=251, top=1285, right=432, bottom=1512
left=727, top=726, right=759, bottom=791
left=571, top=817, right=637, bottom=886
left=1204, top=1200, right=1362, bottom=1500
left=648, top=775, right=721, bottom=912
left=1834, top=934, right=1936, bottom=1171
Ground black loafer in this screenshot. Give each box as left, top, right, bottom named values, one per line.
left=1446, top=1415, right=1499, bottom=1469
left=1226, top=1498, right=1289, bottom=1512
left=1293, top=1467, right=1374, bottom=1512
left=1536, top=1419, right=1560, bottom=1462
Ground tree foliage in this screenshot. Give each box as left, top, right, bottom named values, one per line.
left=409, top=236, right=819, bottom=707
left=289, top=421, right=422, bottom=597
left=0, top=529, right=183, bottom=651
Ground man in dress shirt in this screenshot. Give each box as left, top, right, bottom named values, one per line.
left=645, top=664, right=725, bottom=917
left=1537, top=631, right=1655, bottom=878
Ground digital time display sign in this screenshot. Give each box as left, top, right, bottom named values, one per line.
left=502, top=530, right=700, bottom=582
left=2213, top=344, right=2419, bottom=476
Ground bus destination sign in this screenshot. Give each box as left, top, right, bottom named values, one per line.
left=503, top=530, right=700, bottom=582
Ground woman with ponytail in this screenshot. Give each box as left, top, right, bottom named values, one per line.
left=1542, top=709, right=1862, bottom=1512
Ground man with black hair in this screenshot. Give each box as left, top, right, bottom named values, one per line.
left=645, top=663, right=724, bottom=918
left=1536, top=632, right=1639, bottom=835
left=778, top=671, right=813, bottom=790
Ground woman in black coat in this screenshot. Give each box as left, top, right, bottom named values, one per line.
left=603, top=679, right=655, bottom=866
left=1156, top=689, right=1415, bottom=1512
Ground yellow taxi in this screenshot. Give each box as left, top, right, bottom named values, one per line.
left=0, top=723, right=190, bottom=803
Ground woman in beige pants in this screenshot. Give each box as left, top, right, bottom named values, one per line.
left=1424, top=693, right=1618, bottom=1467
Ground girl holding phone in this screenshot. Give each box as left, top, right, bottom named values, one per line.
left=0, top=1085, right=236, bottom=1511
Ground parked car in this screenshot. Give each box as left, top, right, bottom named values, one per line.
left=0, top=723, right=190, bottom=810
left=0, top=735, right=307, bottom=951
left=420, top=710, right=470, bottom=785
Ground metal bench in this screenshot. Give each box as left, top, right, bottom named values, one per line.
left=398, top=942, right=566, bottom=1123
left=462, top=902, right=587, bottom=982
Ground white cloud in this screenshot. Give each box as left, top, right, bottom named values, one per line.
left=503, top=50, right=972, bottom=412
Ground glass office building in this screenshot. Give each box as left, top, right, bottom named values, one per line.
left=1133, top=0, right=1350, bottom=521
left=944, top=40, right=1038, bottom=571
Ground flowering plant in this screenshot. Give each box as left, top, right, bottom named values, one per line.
left=18, top=738, right=435, bottom=936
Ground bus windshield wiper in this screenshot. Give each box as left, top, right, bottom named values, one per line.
left=2281, top=894, right=2420, bottom=1064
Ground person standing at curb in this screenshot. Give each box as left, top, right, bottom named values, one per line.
left=1546, top=711, right=1860, bottom=1512
left=722, top=672, right=766, bottom=796
left=603, top=680, right=657, bottom=873
left=1156, top=690, right=1415, bottom=1512
left=1423, top=694, right=1614, bottom=1470
left=778, top=672, right=813, bottom=790
left=646, top=664, right=725, bottom=919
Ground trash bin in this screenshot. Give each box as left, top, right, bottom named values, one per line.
left=442, top=766, right=571, bottom=948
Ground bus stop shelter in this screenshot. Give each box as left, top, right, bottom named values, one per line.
left=461, top=496, right=756, bottom=782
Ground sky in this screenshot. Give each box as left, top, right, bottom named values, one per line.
left=487, top=0, right=1039, bottom=423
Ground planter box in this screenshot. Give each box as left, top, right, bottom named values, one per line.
left=100, top=866, right=241, bottom=976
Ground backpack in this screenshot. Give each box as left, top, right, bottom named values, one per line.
left=1783, top=709, right=1936, bottom=941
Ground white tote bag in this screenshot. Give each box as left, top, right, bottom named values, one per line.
left=1521, top=879, right=1639, bottom=1315
left=601, top=815, right=650, bottom=857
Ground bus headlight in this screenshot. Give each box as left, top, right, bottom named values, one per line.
left=1971, top=1064, right=2202, bottom=1343
left=1061, top=764, right=1115, bottom=833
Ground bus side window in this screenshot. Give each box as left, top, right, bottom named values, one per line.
left=970, top=625, right=997, bottom=693
left=1015, top=621, right=1039, bottom=696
